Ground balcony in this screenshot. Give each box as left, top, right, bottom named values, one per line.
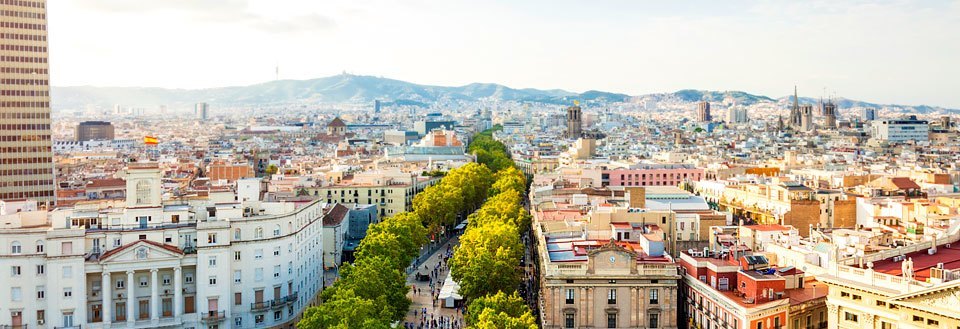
left=201, top=311, right=226, bottom=324
left=251, top=301, right=271, bottom=312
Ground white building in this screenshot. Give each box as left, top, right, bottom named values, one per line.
left=0, top=164, right=324, bottom=329
left=726, top=106, right=749, bottom=124
left=871, top=116, right=929, bottom=143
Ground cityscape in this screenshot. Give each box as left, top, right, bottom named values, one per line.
left=2, top=1, right=960, bottom=329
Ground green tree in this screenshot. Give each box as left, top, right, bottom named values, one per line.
left=472, top=308, right=539, bottom=329
left=357, top=212, right=427, bottom=269
left=490, top=166, right=526, bottom=196
left=450, top=221, right=523, bottom=299
left=297, top=288, right=393, bottom=329
left=443, top=163, right=495, bottom=210
left=413, top=183, right=464, bottom=233
left=333, top=256, right=410, bottom=321
left=468, top=190, right=529, bottom=231
left=466, top=291, right=536, bottom=327
left=265, top=164, right=279, bottom=175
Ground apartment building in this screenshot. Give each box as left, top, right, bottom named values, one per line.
left=306, top=169, right=439, bottom=218
left=0, top=163, right=325, bottom=329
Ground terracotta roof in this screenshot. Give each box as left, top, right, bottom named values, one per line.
left=327, top=117, right=347, bottom=127
left=323, top=204, right=350, bottom=226
left=86, top=178, right=126, bottom=189
left=99, top=239, right=183, bottom=261
left=890, top=177, right=921, bottom=190
left=744, top=224, right=793, bottom=232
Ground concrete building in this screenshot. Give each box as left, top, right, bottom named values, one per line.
left=605, top=164, right=705, bottom=187
left=307, top=169, right=440, bottom=219
left=871, top=116, right=930, bottom=143
left=384, top=130, right=419, bottom=146
left=413, top=120, right=456, bottom=136
left=195, top=103, right=209, bottom=120
left=0, top=0, right=56, bottom=203
left=727, top=107, right=749, bottom=124
left=0, top=165, right=325, bottom=329
left=698, top=101, right=712, bottom=122
left=76, top=121, right=116, bottom=142
left=861, top=108, right=877, bottom=122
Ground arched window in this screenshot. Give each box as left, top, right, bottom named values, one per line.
left=255, top=227, right=263, bottom=239
left=234, top=228, right=241, bottom=240
left=35, top=240, right=44, bottom=253
left=273, top=224, right=281, bottom=236
left=11, top=241, right=21, bottom=254
left=136, top=180, right=151, bottom=204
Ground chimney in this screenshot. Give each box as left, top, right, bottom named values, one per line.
left=627, top=187, right=645, bottom=208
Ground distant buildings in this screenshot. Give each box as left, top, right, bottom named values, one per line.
left=822, top=101, right=837, bottom=129
left=76, top=121, right=115, bottom=142
left=727, top=107, right=749, bottom=124
left=0, top=0, right=56, bottom=204
left=414, top=120, right=456, bottom=136
left=871, top=116, right=930, bottom=143
left=861, top=108, right=877, bottom=121
left=195, top=102, right=209, bottom=120
left=698, top=101, right=712, bottom=122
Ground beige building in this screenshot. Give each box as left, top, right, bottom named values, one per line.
left=306, top=170, right=439, bottom=218
left=0, top=0, right=56, bottom=204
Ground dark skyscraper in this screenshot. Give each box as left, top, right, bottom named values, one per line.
left=697, top=101, right=712, bottom=122
left=374, top=99, right=381, bottom=113
left=566, top=103, right=583, bottom=138
left=1, top=0, right=55, bottom=203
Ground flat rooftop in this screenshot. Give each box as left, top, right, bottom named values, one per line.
left=866, top=244, right=960, bottom=281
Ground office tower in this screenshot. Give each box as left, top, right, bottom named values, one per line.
left=566, top=103, right=582, bottom=138
left=726, top=106, right=748, bottom=124
left=374, top=99, right=381, bottom=113
left=195, top=102, right=209, bottom=120
left=75, top=121, right=115, bottom=141
left=696, top=101, right=712, bottom=122
left=822, top=101, right=837, bottom=129
left=862, top=108, right=877, bottom=121
left=0, top=0, right=56, bottom=203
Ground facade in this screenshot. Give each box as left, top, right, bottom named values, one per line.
left=0, top=0, right=56, bottom=203
left=76, top=121, right=115, bottom=142
left=605, top=164, right=704, bottom=187
left=0, top=163, right=325, bottom=329
left=727, top=107, right=749, bottom=124
left=195, top=103, right=209, bottom=120
left=800, top=105, right=814, bottom=132
left=871, top=116, right=930, bottom=143
left=307, top=172, right=439, bottom=219
left=698, top=101, right=712, bottom=122
left=566, top=104, right=583, bottom=139
left=822, top=102, right=837, bottom=129
left=861, top=108, right=876, bottom=122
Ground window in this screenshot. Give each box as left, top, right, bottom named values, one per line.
left=36, top=265, right=44, bottom=275
left=63, top=287, right=72, bottom=297
left=185, top=273, right=194, bottom=284
left=649, top=288, right=659, bottom=304
left=927, top=319, right=938, bottom=326
left=114, top=238, right=122, bottom=247
left=274, top=265, right=281, bottom=278
left=61, top=241, right=73, bottom=255
left=62, top=312, right=74, bottom=328
left=840, top=291, right=850, bottom=298
left=255, top=227, right=264, bottom=239
left=881, top=321, right=894, bottom=329
left=234, top=270, right=242, bottom=283
left=255, top=314, right=265, bottom=324
left=11, top=287, right=21, bottom=301
left=37, top=286, right=45, bottom=299
left=852, top=294, right=862, bottom=301
left=234, top=228, right=241, bottom=240
left=255, top=249, right=263, bottom=259
left=566, top=289, right=575, bottom=304
left=209, top=256, right=217, bottom=267
left=235, top=251, right=241, bottom=261
left=163, top=275, right=171, bottom=285
left=565, top=313, right=575, bottom=328
left=209, top=276, right=217, bottom=285
left=607, top=289, right=617, bottom=304
left=845, top=312, right=858, bottom=322
left=63, top=265, right=73, bottom=278
left=235, top=317, right=242, bottom=327
left=11, top=241, right=21, bottom=254
left=274, top=225, right=281, bottom=236
left=11, top=266, right=21, bottom=276
left=876, top=300, right=886, bottom=307
left=274, top=310, right=282, bottom=320
left=35, top=241, right=44, bottom=253
left=207, top=233, right=217, bottom=244
left=273, top=246, right=280, bottom=256
left=116, top=279, right=125, bottom=289
left=235, top=292, right=242, bottom=305
left=139, top=276, right=148, bottom=287
left=648, top=313, right=659, bottom=328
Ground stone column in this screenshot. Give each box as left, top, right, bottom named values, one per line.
left=151, top=269, right=160, bottom=322
left=102, top=272, right=112, bottom=325
left=127, top=270, right=135, bottom=324
left=630, top=287, right=638, bottom=327
left=174, top=267, right=183, bottom=322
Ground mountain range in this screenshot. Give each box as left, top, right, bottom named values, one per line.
left=51, top=74, right=957, bottom=113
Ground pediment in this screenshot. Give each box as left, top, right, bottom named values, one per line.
left=888, top=280, right=960, bottom=320
left=100, top=240, right=183, bottom=264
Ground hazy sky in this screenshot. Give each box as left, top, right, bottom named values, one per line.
left=48, top=0, right=960, bottom=107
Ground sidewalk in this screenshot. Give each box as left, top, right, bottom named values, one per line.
left=403, top=235, right=464, bottom=328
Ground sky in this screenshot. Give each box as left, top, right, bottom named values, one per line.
left=47, top=0, right=960, bottom=107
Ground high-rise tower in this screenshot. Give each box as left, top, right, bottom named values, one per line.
left=566, top=102, right=582, bottom=138
left=0, top=0, right=55, bottom=204
left=697, top=101, right=712, bottom=122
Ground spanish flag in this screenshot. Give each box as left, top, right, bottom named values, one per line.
left=144, top=136, right=158, bottom=145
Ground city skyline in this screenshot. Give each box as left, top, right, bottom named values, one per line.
left=47, top=0, right=960, bottom=108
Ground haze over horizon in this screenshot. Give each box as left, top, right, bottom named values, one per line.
left=47, top=0, right=960, bottom=108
